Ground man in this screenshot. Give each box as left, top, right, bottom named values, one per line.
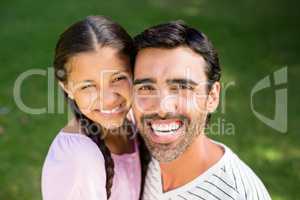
left=132, top=21, right=271, bottom=200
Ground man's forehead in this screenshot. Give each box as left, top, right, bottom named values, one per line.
left=134, top=47, right=207, bottom=80
left=134, top=64, right=207, bottom=83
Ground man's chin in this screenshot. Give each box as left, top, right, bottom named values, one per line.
left=144, top=135, right=186, bottom=163
left=150, top=146, right=184, bottom=163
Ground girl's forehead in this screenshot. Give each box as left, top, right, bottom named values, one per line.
left=65, top=49, right=131, bottom=82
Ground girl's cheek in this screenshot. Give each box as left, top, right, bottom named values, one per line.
left=74, top=92, right=98, bottom=112
left=114, top=82, right=132, bottom=99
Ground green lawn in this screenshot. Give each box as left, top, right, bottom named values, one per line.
left=0, top=0, right=299, bottom=199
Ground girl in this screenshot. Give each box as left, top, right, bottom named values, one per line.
left=42, top=16, right=150, bottom=200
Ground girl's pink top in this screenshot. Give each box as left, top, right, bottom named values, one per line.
left=42, top=131, right=141, bottom=200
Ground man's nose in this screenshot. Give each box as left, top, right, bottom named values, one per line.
left=157, top=90, right=178, bottom=117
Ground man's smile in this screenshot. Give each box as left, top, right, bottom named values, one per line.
left=141, top=115, right=190, bottom=144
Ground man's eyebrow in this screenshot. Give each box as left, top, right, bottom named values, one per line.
left=133, top=78, right=156, bottom=85
left=166, top=78, right=198, bottom=86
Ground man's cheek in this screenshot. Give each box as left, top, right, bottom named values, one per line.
left=177, top=95, right=196, bottom=113
left=137, top=120, right=149, bottom=134
left=134, top=98, right=158, bottom=113
left=192, top=95, right=208, bottom=114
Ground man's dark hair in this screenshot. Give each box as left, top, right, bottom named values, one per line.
left=133, top=20, right=221, bottom=125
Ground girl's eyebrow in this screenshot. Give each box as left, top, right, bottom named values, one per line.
left=112, top=72, right=128, bottom=76
left=72, top=80, right=95, bottom=86
left=111, top=71, right=122, bottom=76
left=70, top=80, right=95, bottom=91
left=81, top=80, right=95, bottom=83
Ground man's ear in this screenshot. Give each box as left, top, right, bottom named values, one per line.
left=206, top=82, right=221, bottom=113
left=59, top=81, right=74, bottom=99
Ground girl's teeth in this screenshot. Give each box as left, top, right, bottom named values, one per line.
left=102, top=105, right=121, bottom=114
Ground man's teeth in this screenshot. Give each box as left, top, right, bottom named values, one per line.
left=101, top=105, right=122, bottom=114
left=151, top=122, right=180, bottom=133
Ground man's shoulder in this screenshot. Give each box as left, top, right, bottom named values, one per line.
left=168, top=144, right=272, bottom=200
left=144, top=142, right=272, bottom=200
left=217, top=143, right=272, bottom=200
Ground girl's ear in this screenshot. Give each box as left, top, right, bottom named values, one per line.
left=206, top=82, right=221, bottom=113
left=59, top=81, right=74, bottom=99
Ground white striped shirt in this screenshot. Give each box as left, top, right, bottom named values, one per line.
left=142, top=141, right=272, bottom=200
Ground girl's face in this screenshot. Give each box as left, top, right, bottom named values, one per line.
left=62, top=46, right=132, bottom=129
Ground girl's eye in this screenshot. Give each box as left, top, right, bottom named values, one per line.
left=80, top=84, right=95, bottom=90
left=112, top=75, right=127, bottom=83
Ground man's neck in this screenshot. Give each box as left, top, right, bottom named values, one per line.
left=159, top=134, right=224, bottom=193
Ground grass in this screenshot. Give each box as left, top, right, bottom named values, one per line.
left=0, top=0, right=299, bottom=199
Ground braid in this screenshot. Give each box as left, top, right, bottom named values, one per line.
left=69, top=98, right=115, bottom=199
left=88, top=133, right=115, bottom=199
left=137, top=133, right=151, bottom=199
left=119, top=118, right=151, bottom=199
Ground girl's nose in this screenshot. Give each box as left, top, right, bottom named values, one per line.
left=100, top=90, right=121, bottom=110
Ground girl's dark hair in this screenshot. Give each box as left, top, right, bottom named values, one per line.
left=134, top=20, right=221, bottom=125
left=53, top=16, right=150, bottom=199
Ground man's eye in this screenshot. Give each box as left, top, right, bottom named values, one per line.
left=170, top=84, right=194, bottom=91
left=180, top=84, right=194, bottom=90
left=136, top=85, right=157, bottom=95
left=139, top=85, right=155, bottom=91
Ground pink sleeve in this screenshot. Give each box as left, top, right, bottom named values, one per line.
left=42, top=133, right=107, bottom=200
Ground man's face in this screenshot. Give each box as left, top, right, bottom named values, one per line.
left=133, top=46, right=220, bottom=162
